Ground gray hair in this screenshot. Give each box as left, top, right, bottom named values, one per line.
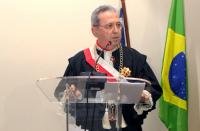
left=91, top=5, right=117, bottom=26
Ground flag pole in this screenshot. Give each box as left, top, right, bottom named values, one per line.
left=121, top=0, right=130, bottom=47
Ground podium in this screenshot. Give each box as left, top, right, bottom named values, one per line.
left=36, top=76, right=151, bottom=131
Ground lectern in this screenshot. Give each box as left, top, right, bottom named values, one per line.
left=36, top=76, right=151, bottom=131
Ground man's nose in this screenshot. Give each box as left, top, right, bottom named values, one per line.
left=112, top=26, right=119, bottom=33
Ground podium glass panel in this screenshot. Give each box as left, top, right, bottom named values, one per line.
left=36, top=76, right=151, bottom=131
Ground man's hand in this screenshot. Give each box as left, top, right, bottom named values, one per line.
left=134, top=90, right=153, bottom=115
left=68, top=84, right=82, bottom=99
left=140, top=92, right=149, bottom=102
left=58, top=84, right=82, bottom=114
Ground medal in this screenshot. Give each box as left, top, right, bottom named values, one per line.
left=110, top=51, right=115, bottom=63
left=110, top=56, right=115, bottom=63
left=121, top=67, right=131, bottom=77
left=109, top=104, right=116, bottom=121
left=95, top=64, right=100, bottom=72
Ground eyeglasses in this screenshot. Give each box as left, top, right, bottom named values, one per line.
left=96, top=23, right=122, bottom=30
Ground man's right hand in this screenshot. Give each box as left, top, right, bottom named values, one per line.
left=68, top=84, right=82, bottom=100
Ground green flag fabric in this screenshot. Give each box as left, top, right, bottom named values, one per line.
left=159, top=0, right=188, bottom=131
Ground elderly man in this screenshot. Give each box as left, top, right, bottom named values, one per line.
left=55, top=5, right=162, bottom=131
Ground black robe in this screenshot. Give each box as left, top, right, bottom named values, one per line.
left=55, top=45, right=162, bottom=131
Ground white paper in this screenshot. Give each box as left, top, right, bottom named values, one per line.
left=104, top=82, right=145, bottom=104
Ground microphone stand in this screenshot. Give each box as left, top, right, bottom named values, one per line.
left=82, top=41, right=111, bottom=131
left=93, top=42, right=110, bottom=74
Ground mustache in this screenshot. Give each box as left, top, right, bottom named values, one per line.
left=111, top=35, right=119, bottom=38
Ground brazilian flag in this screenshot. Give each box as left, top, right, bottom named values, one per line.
left=159, top=0, right=188, bottom=131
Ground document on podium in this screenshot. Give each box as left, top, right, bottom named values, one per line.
left=104, top=82, right=145, bottom=104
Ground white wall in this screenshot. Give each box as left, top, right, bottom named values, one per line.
left=184, top=0, right=200, bottom=130
left=0, top=0, right=199, bottom=131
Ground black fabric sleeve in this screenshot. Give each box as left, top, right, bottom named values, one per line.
left=54, top=57, right=76, bottom=100
left=63, top=57, right=78, bottom=76
left=136, top=60, right=163, bottom=110
left=133, top=55, right=162, bottom=125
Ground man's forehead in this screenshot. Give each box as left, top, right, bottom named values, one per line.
left=98, top=11, right=120, bottom=23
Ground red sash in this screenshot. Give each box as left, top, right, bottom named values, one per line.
left=83, top=47, right=118, bottom=82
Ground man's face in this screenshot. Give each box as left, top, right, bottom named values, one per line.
left=92, top=11, right=121, bottom=50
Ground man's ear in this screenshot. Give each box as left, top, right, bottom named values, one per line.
left=91, top=26, right=98, bottom=38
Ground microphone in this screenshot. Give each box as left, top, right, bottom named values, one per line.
left=80, top=41, right=112, bottom=76
left=93, top=41, right=112, bottom=73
